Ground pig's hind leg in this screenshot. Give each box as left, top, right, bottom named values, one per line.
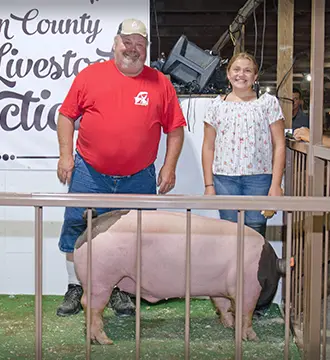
left=210, top=297, right=234, bottom=328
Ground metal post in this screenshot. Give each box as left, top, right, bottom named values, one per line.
left=135, top=210, right=142, bottom=360
left=86, top=208, right=92, bottom=360
left=35, top=206, right=43, bottom=360
left=185, top=209, right=192, bottom=360
left=284, top=212, right=292, bottom=360
left=322, top=164, right=330, bottom=360
left=235, top=210, right=244, bottom=360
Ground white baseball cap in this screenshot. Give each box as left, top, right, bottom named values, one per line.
left=117, top=18, right=148, bottom=39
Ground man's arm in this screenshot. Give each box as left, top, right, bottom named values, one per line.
left=157, top=127, right=184, bottom=194
left=57, top=114, right=75, bottom=185
left=56, top=70, right=85, bottom=185
left=294, top=127, right=330, bottom=147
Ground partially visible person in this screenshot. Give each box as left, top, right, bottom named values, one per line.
left=293, top=127, right=330, bottom=147
left=56, top=18, right=186, bottom=318
left=292, top=88, right=309, bottom=130
left=202, top=52, right=285, bottom=238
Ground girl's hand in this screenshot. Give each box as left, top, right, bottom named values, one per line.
left=204, top=186, right=216, bottom=195
left=268, top=185, right=283, bottom=197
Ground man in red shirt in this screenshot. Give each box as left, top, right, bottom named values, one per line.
left=56, top=18, right=186, bottom=317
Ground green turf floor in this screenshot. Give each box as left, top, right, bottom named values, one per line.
left=0, top=295, right=301, bottom=359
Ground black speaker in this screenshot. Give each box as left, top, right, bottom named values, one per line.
left=162, top=35, right=220, bottom=90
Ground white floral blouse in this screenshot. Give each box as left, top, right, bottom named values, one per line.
left=204, top=92, right=284, bottom=176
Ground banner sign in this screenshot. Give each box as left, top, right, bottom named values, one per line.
left=0, top=0, right=149, bottom=169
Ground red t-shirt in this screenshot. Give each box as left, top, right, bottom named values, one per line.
left=59, top=60, right=186, bottom=175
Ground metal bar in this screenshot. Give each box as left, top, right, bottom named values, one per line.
left=305, top=215, right=323, bottom=359
left=293, top=151, right=298, bottom=193
left=283, top=146, right=293, bottom=309
left=135, top=210, right=142, bottom=360
left=298, top=155, right=306, bottom=331
left=184, top=209, right=192, bottom=360
left=298, top=151, right=302, bottom=194
left=314, top=144, right=330, bottom=161
left=284, top=212, right=292, bottom=360
left=298, top=210, right=304, bottom=332
left=1, top=193, right=330, bottom=212
left=294, top=151, right=301, bottom=321
left=294, top=153, right=302, bottom=322
left=322, top=163, right=330, bottom=360
left=35, top=206, right=43, bottom=360
left=85, top=208, right=92, bottom=360
left=303, top=212, right=311, bottom=353
left=322, top=212, right=329, bottom=360
left=235, top=210, right=244, bottom=360
left=287, top=140, right=309, bottom=154
left=285, top=144, right=294, bottom=196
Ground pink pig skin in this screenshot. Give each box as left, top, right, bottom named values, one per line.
left=74, top=210, right=277, bottom=345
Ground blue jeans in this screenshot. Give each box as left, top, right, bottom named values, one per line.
left=213, top=174, right=272, bottom=237
left=59, top=152, right=157, bottom=253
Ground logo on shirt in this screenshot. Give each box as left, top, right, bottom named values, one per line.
left=134, top=91, right=149, bottom=106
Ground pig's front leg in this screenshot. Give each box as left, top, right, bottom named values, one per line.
left=211, top=297, right=234, bottom=328
left=212, top=295, right=259, bottom=341
left=81, top=292, right=113, bottom=345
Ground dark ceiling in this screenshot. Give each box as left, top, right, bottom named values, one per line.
left=149, top=0, right=330, bottom=110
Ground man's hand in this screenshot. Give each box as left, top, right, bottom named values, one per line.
left=57, top=155, right=74, bottom=185
left=293, top=127, right=310, bottom=142
left=157, top=165, right=176, bottom=194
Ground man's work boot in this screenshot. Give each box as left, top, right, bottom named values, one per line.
left=56, top=284, right=83, bottom=317
left=108, top=287, right=136, bottom=317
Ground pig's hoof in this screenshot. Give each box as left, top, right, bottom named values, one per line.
left=220, top=315, right=234, bottom=329
left=91, top=331, right=114, bottom=345
left=242, top=328, right=259, bottom=341
left=91, top=337, right=114, bottom=345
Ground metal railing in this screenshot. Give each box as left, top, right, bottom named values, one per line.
left=1, top=192, right=330, bottom=359
left=286, top=139, right=330, bottom=359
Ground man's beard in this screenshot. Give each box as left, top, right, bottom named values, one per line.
left=121, top=53, right=144, bottom=71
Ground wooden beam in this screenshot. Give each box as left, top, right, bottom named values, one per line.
left=277, top=3, right=294, bottom=359
left=234, top=24, right=245, bottom=54
left=212, top=0, right=264, bottom=54
left=276, top=0, right=294, bottom=129
left=304, top=1, right=325, bottom=357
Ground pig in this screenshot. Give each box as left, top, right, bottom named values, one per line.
left=73, top=209, right=280, bottom=345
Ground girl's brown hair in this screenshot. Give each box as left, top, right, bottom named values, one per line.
left=227, top=52, right=259, bottom=74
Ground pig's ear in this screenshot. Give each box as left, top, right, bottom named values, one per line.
left=82, top=208, right=98, bottom=221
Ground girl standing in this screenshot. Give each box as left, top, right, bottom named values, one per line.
left=202, top=52, right=285, bottom=237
